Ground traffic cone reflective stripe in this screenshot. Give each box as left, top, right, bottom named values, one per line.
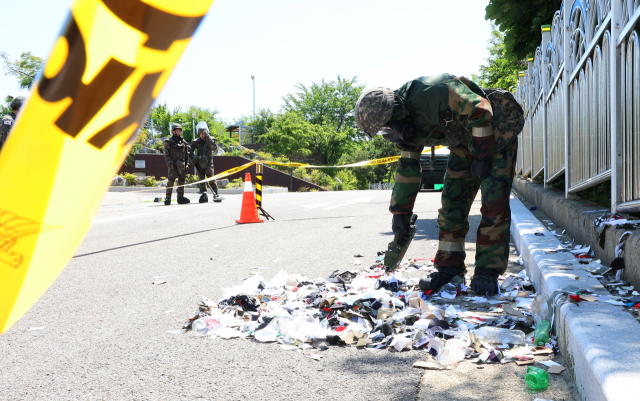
left=236, top=173, right=264, bottom=224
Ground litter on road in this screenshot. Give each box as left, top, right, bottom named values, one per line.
left=177, top=252, right=568, bottom=387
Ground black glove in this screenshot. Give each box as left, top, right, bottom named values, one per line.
left=392, top=213, right=412, bottom=235
left=470, top=158, right=492, bottom=180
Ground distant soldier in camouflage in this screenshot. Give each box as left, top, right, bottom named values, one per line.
left=189, top=121, right=220, bottom=203
left=355, top=74, right=524, bottom=296
left=0, top=96, right=26, bottom=152
left=164, top=123, right=191, bottom=205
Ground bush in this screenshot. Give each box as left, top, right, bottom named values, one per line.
left=309, top=169, right=335, bottom=188
left=332, top=169, right=359, bottom=191
left=227, top=178, right=244, bottom=188
left=297, top=186, right=310, bottom=192
left=293, top=166, right=310, bottom=180
left=242, top=148, right=256, bottom=158
left=142, top=176, right=157, bottom=187
left=151, top=140, right=165, bottom=153
left=186, top=174, right=198, bottom=184
left=122, top=173, right=137, bottom=186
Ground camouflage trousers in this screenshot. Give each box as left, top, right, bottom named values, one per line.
left=166, top=162, right=187, bottom=199
left=196, top=166, right=218, bottom=194
left=435, top=139, right=518, bottom=274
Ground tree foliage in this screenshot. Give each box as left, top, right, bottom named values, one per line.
left=261, top=112, right=313, bottom=161
left=473, top=24, right=526, bottom=90
left=147, top=103, right=228, bottom=144
left=485, top=0, right=561, bottom=60
left=283, top=75, right=364, bottom=132
left=1, top=51, right=44, bottom=89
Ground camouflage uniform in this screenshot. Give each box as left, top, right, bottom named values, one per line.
left=386, top=74, right=523, bottom=274
left=164, top=134, right=190, bottom=199
left=0, top=112, right=16, bottom=152
left=190, top=134, right=219, bottom=194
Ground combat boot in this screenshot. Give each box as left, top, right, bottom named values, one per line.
left=177, top=196, right=190, bottom=204
left=199, top=193, right=208, bottom=203
left=419, top=266, right=465, bottom=293
left=470, top=267, right=500, bottom=296
left=164, top=197, right=171, bottom=206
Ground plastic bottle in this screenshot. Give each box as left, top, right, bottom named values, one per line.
left=534, top=320, right=551, bottom=346
left=525, top=366, right=549, bottom=390
left=472, top=326, right=525, bottom=345
left=437, top=339, right=466, bottom=365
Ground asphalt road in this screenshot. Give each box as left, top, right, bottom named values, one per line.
left=0, top=189, right=577, bottom=400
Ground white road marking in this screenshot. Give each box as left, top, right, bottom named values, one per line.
left=302, top=203, right=332, bottom=209
left=323, top=197, right=372, bottom=210
left=91, top=205, right=197, bottom=224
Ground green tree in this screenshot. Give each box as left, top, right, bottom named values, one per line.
left=473, top=24, right=526, bottom=90
left=282, top=75, right=365, bottom=163
left=485, top=0, right=561, bottom=60
left=283, top=75, right=364, bottom=131
left=339, top=136, right=400, bottom=189
left=261, top=112, right=312, bottom=161
left=1, top=96, right=12, bottom=116
left=246, top=109, right=277, bottom=142
left=1, top=51, right=44, bottom=89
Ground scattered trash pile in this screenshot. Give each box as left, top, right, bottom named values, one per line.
left=539, top=213, right=640, bottom=320
left=179, top=255, right=566, bottom=389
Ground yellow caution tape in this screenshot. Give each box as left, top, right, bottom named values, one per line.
left=0, top=0, right=214, bottom=335
left=129, top=146, right=446, bottom=192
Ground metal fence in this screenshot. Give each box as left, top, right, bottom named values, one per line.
left=515, top=0, right=640, bottom=213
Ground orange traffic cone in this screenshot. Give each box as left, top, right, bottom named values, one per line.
left=236, top=173, right=264, bottom=224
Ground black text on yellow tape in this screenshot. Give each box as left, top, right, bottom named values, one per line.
left=0, top=0, right=214, bottom=335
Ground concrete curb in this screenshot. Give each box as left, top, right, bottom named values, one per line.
left=510, top=195, right=640, bottom=401
left=107, top=187, right=288, bottom=194
left=512, top=177, right=640, bottom=290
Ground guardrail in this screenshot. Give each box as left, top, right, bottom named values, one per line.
left=369, top=183, right=394, bottom=190
left=515, top=0, right=640, bottom=213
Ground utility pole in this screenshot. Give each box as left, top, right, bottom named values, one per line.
left=251, top=75, right=255, bottom=116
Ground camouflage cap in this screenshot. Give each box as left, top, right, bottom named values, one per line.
left=171, top=123, right=182, bottom=131
left=10, top=96, right=26, bottom=110
left=355, top=87, right=394, bottom=138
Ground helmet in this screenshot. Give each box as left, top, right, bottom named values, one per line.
left=10, top=96, right=26, bottom=110
left=196, top=121, right=209, bottom=134
left=355, top=88, right=394, bottom=139
left=171, top=123, right=182, bottom=131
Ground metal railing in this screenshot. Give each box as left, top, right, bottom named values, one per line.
left=514, top=0, right=640, bottom=213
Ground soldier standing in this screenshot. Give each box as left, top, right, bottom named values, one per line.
left=163, top=123, right=191, bottom=205
left=189, top=121, right=220, bottom=203
left=0, top=96, right=26, bottom=152
left=354, top=74, right=524, bottom=296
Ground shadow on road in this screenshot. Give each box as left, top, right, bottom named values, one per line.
left=73, top=225, right=239, bottom=258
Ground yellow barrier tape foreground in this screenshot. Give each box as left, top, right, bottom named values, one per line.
left=0, top=0, right=214, bottom=335
left=129, top=146, right=446, bottom=193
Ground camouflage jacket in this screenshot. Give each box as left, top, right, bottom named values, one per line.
left=189, top=135, right=217, bottom=170
left=388, top=75, right=524, bottom=215
left=0, top=113, right=16, bottom=152
left=390, top=73, right=494, bottom=160
left=163, top=135, right=190, bottom=167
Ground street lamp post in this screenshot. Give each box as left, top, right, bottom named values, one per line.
left=251, top=75, right=255, bottom=116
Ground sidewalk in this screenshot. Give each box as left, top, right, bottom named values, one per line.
left=510, top=195, right=640, bottom=401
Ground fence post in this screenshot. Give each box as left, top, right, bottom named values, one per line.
left=518, top=72, right=526, bottom=177
left=611, top=1, right=622, bottom=213
left=528, top=58, right=535, bottom=180
left=563, top=2, right=576, bottom=199
left=541, top=26, right=552, bottom=187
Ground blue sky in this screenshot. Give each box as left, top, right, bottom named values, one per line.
left=2, top=0, right=493, bottom=123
